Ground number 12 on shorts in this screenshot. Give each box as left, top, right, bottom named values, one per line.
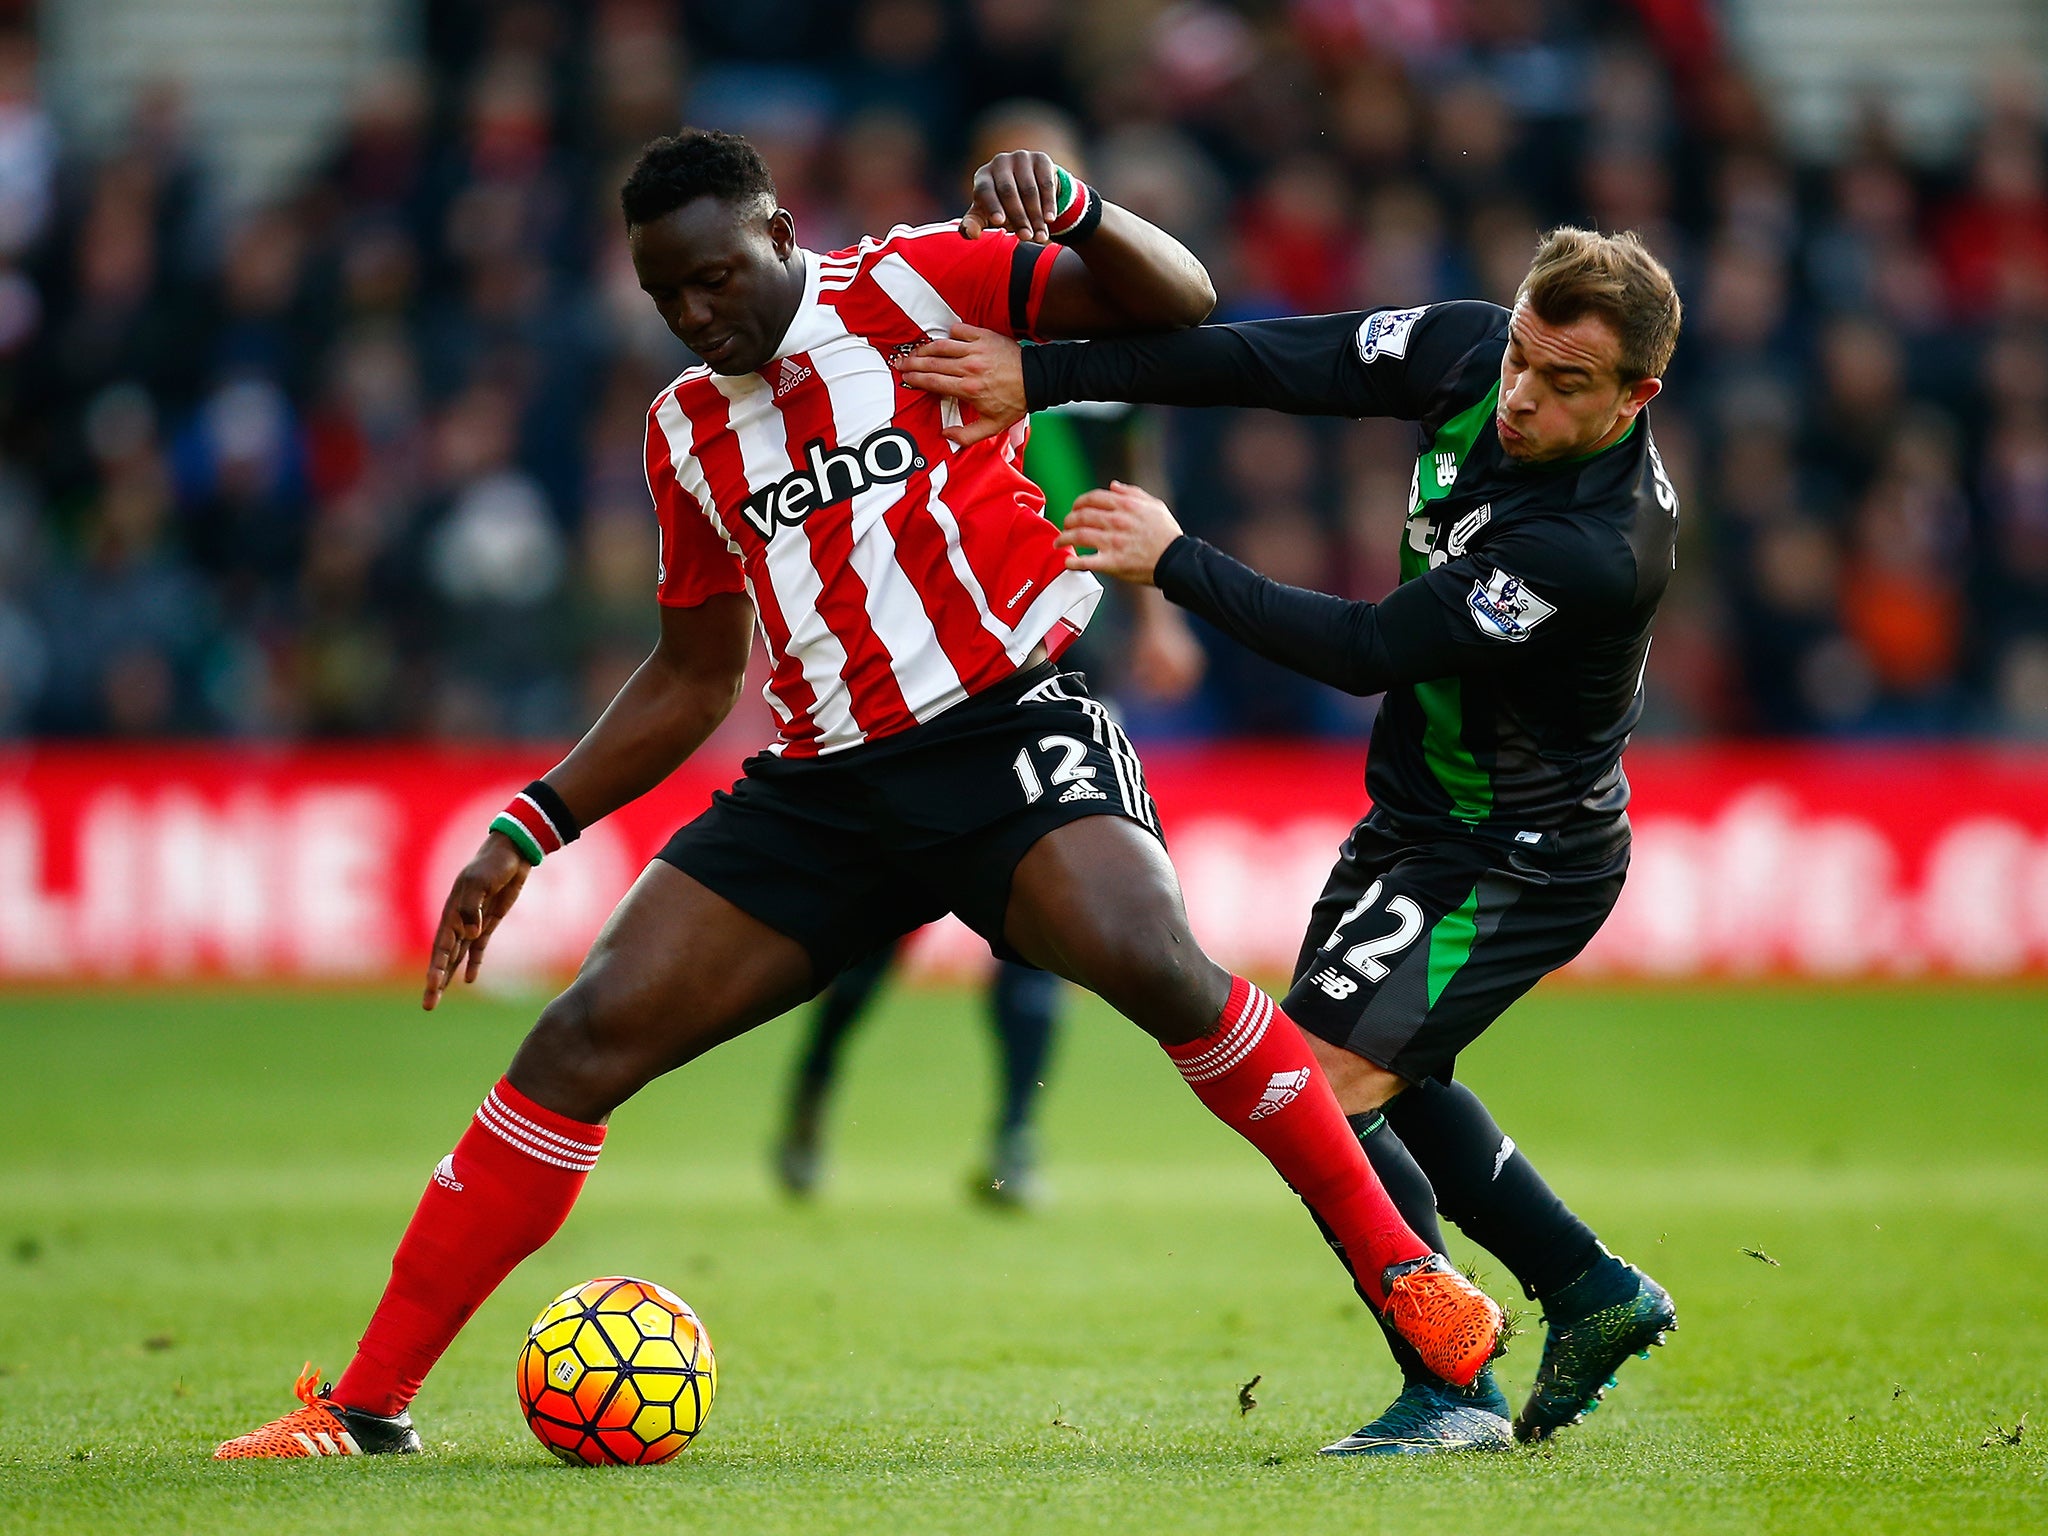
left=1323, top=880, right=1425, bottom=982
left=1012, top=734, right=1097, bottom=804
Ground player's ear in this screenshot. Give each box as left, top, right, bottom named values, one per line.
left=767, top=207, right=796, bottom=258
left=1618, top=375, right=1661, bottom=421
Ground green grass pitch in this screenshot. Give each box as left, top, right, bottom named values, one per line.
left=2, top=980, right=2044, bottom=1533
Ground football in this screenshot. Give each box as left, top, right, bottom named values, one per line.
left=515, top=1276, right=717, bottom=1466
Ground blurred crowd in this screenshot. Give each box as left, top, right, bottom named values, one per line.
left=5, top=0, right=2048, bottom=742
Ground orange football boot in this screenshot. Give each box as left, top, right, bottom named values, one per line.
left=212, top=1364, right=423, bottom=1459
left=1380, top=1255, right=1506, bottom=1389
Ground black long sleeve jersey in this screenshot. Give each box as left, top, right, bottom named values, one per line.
left=1023, top=300, right=1680, bottom=850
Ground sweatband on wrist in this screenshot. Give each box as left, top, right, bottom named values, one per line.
left=1045, top=166, right=1102, bottom=245
left=490, top=781, right=581, bottom=866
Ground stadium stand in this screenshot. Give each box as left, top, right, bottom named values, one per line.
left=3, top=0, right=2047, bottom=743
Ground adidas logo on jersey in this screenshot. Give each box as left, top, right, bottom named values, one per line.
left=774, top=357, right=813, bottom=397
left=737, top=426, right=926, bottom=539
left=1249, top=1067, right=1312, bottom=1121
left=1058, top=779, right=1108, bottom=803
left=432, top=1154, right=463, bottom=1191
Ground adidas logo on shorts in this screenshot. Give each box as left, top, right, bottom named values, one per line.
left=1058, top=780, right=1108, bottom=803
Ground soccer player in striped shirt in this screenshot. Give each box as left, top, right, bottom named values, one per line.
left=213, top=129, right=1501, bottom=1461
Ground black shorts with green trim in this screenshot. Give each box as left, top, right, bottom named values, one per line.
left=656, top=662, right=1161, bottom=984
left=1281, top=809, right=1629, bottom=1085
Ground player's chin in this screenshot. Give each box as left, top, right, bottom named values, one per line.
left=709, top=353, right=769, bottom=377
left=1494, top=420, right=1543, bottom=460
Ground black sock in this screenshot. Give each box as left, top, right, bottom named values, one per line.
left=1299, top=1110, right=1454, bottom=1389
left=1383, top=1079, right=1608, bottom=1304
left=988, top=962, right=1060, bottom=1137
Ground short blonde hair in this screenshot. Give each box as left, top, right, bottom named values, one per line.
left=1517, top=227, right=1682, bottom=382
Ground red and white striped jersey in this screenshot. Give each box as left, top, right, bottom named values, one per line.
left=643, top=221, right=1102, bottom=758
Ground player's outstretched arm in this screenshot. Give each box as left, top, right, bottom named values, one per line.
left=422, top=592, right=754, bottom=1009
left=900, top=301, right=1503, bottom=446
left=1059, top=482, right=1496, bottom=699
left=895, top=310, right=1383, bottom=447
left=962, top=148, right=1214, bottom=338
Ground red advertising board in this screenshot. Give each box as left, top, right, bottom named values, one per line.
left=2, top=743, right=2046, bottom=983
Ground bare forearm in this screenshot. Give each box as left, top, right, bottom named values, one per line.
left=1039, top=204, right=1215, bottom=337
left=542, top=653, right=740, bottom=826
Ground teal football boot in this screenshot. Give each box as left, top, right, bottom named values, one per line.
left=1321, top=1367, right=1514, bottom=1456
left=1513, top=1261, right=1675, bottom=1443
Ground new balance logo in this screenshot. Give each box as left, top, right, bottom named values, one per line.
left=774, top=357, right=813, bottom=397
left=1434, top=451, right=1458, bottom=489
left=1058, top=780, right=1108, bottom=803
left=1312, top=968, right=1358, bottom=1000
left=736, top=426, right=925, bottom=539
left=1249, top=1067, right=1311, bottom=1121
left=433, top=1154, right=463, bottom=1191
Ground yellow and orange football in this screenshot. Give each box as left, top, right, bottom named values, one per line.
left=516, top=1276, right=716, bottom=1465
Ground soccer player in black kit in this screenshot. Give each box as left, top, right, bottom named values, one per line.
left=899, top=227, right=1683, bottom=1454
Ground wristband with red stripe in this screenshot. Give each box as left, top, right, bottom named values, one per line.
left=1045, top=166, right=1102, bottom=245
left=489, top=781, right=581, bottom=867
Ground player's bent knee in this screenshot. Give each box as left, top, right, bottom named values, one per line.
left=1076, top=930, right=1228, bottom=1044
left=507, top=981, right=663, bottom=1124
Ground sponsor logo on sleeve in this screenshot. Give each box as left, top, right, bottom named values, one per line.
left=1466, top=567, right=1557, bottom=641
left=1447, top=504, right=1491, bottom=558
left=1355, top=305, right=1430, bottom=364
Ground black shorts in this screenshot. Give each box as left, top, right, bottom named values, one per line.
left=1282, top=810, right=1629, bottom=1085
left=657, top=663, right=1161, bottom=982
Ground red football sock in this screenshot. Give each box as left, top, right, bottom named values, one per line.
left=333, top=1078, right=604, bottom=1417
left=1164, top=977, right=1427, bottom=1307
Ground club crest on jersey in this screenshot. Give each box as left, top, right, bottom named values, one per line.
left=737, top=426, right=926, bottom=539
left=1356, top=305, right=1429, bottom=364
left=886, top=329, right=949, bottom=363
left=1467, top=567, right=1557, bottom=641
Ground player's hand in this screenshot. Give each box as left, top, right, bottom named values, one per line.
left=1128, top=595, right=1206, bottom=702
left=962, top=149, right=1062, bottom=243
left=1057, top=481, right=1184, bottom=586
left=423, top=831, right=531, bottom=1010
left=893, top=325, right=1027, bottom=446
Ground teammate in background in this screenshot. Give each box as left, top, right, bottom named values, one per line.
left=898, top=229, right=1683, bottom=1455
left=214, top=128, right=1501, bottom=1460
left=772, top=103, right=1203, bottom=1209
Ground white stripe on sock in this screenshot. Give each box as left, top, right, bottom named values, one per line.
left=474, top=1100, right=603, bottom=1171
left=1176, top=989, right=1274, bottom=1084
left=483, top=1091, right=603, bottom=1156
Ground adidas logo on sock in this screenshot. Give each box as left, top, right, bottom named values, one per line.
left=432, top=1154, right=463, bottom=1191
left=1249, top=1067, right=1311, bottom=1121
left=1058, top=780, right=1108, bottom=802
